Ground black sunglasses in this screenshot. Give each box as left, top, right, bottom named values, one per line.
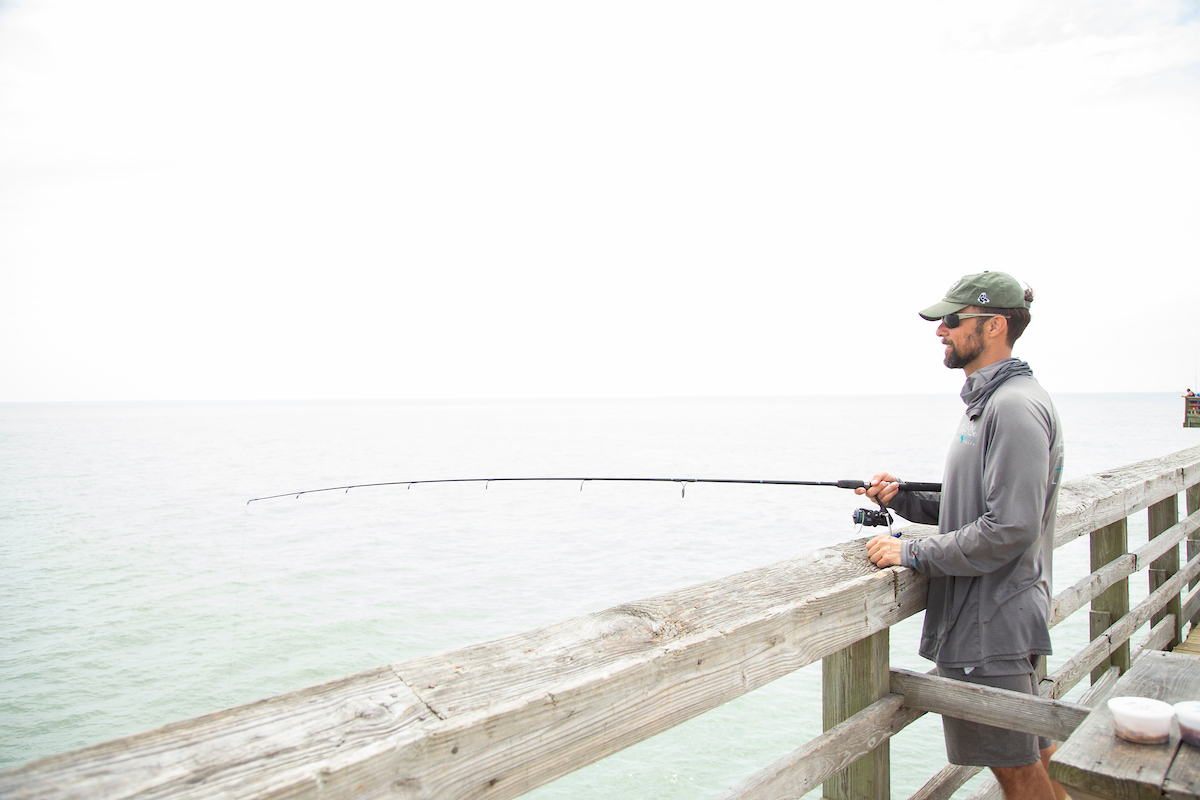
left=943, top=312, right=1008, bottom=329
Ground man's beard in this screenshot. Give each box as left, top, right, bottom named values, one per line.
left=944, top=324, right=985, bottom=370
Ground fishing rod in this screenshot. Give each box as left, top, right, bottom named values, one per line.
left=247, top=476, right=941, bottom=505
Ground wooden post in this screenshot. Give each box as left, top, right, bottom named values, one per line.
left=1189, top=483, right=1200, bottom=628
left=1090, top=519, right=1130, bottom=683
left=823, top=629, right=890, bottom=800
left=1148, top=495, right=1182, bottom=650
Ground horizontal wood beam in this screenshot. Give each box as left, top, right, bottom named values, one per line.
left=1052, top=446, right=1200, bottom=548
left=911, top=663, right=1124, bottom=800
left=713, top=694, right=923, bottom=800
left=1077, top=666, right=1122, bottom=709
left=962, top=777, right=1004, bottom=800
left=1044, top=550, right=1200, bottom=700
left=889, top=670, right=1090, bottom=742
left=1050, top=509, right=1200, bottom=627
left=908, top=764, right=981, bottom=800
left=1131, top=616, right=1178, bottom=663
left=0, top=541, right=929, bottom=800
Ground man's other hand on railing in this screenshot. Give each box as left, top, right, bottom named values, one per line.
left=867, top=533, right=903, bottom=567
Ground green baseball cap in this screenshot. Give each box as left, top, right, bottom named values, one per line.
left=919, top=271, right=1030, bottom=320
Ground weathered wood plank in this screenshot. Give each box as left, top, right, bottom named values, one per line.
left=1090, top=519, right=1130, bottom=683
left=888, top=670, right=1089, bottom=742
left=1043, top=550, right=1200, bottom=700
left=713, top=694, right=923, bottom=800
left=823, top=630, right=890, bottom=800
left=1132, top=616, right=1179, bottom=662
left=0, top=667, right=429, bottom=800
left=5, top=446, right=1200, bottom=800
left=962, top=776, right=1003, bottom=800
left=1051, top=553, right=1136, bottom=627
left=1077, top=666, right=1121, bottom=710
left=1053, top=446, right=1200, bottom=547
left=1050, top=651, right=1199, bottom=800
left=1164, top=742, right=1200, bottom=800
left=910, top=664, right=1123, bottom=800
left=907, top=764, right=980, bottom=800
left=0, top=542, right=928, bottom=800
left=1150, top=494, right=1184, bottom=649
left=386, top=555, right=932, bottom=800
left=1050, top=509, right=1200, bottom=628
left=1189, top=484, right=1200, bottom=616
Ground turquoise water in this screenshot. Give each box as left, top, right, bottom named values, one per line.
left=1, top=394, right=1196, bottom=797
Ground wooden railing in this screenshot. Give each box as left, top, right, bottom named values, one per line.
left=3, top=446, right=1200, bottom=800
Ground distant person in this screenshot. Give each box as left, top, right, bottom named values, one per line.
left=1184, top=389, right=1195, bottom=397
left=858, top=271, right=1066, bottom=800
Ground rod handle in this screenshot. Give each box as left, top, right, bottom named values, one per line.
left=898, top=481, right=942, bottom=492
left=836, top=479, right=942, bottom=492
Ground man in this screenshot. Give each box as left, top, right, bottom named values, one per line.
left=861, top=271, right=1065, bottom=800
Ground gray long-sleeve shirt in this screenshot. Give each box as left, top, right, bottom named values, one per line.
left=891, top=358, right=1064, bottom=669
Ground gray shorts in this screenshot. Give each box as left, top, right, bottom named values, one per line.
left=936, top=665, right=1054, bottom=768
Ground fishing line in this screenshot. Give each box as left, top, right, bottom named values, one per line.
left=247, top=476, right=941, bottom=504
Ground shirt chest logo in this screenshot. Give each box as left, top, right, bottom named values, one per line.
left=956, top=419, right=979, bottom=446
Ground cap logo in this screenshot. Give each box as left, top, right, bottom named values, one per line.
left=978, top=292, right=990, bottom=304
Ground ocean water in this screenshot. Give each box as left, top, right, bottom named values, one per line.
left=1, top=394, right=1197, bottom=798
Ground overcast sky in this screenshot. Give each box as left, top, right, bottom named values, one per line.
left=1, top=1, right=1197, bottom=402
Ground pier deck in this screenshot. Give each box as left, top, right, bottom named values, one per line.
left=1176, top=624, right=1200, bottom=656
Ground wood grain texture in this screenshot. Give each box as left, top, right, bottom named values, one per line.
left=1132, top=617, right=1179, bottom=663
left=1050, top=510, right=1200, bottom=628
left=0, top=667, right=429, bottom=800
left=1053, top=447, right=1200, bottom=548
left=3, top=446, right=1200, bottom=800
left=1050, top=651, right=1200, bottom=800
left=1150, top=495, right=1184, bottom=649
left=1091, top=519, right=1131, bottom=683
left=888, top=670, right=1089, bottom=742
left=962, top=776, right=1003, bottom=800
left=913, top=662, right=1124, bottom=800
left=823, top=630, right=890, bottom=800
left=908, top=764, right=980, bottom=800
left=1188, top=485, right=1200, bottom=625
left=0, top=542, right=926, bottom=800
left=1044, top=551, right=1200, bottom=701
left=1077, top=666, right=1122, bottom=710
left=713, top=694, right=922, bottom=800
left=1164, top=743, right=1200, bottom=800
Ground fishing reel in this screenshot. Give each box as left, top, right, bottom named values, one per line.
left=851, top=506, right=893, bottom=528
